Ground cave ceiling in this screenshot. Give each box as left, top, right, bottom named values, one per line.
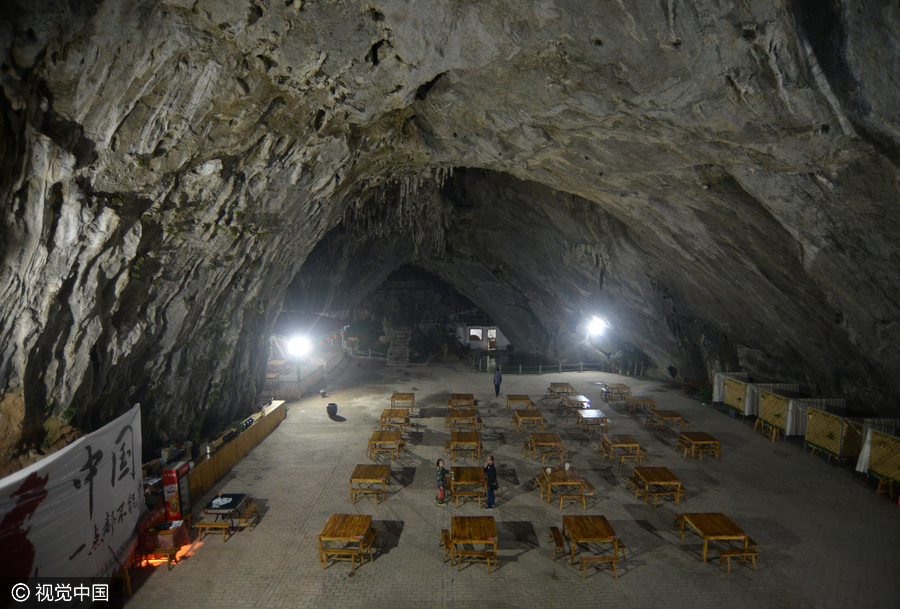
left=1, top=0, right=899, bottom=465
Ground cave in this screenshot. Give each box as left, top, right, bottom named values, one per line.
left=1, top=3, right=900, bottom=470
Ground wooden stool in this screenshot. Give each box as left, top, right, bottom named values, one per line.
left=548, top=526, right=566, bottom=560
left=580, top=555, right=618, bottom=579
left=440, top=529, right=454, bottom=564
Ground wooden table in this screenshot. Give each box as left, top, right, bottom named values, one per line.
left=380, top=408, right=410, bottom=431
left=542, top=466, right=584, bottom=503
left=318, top=513, right=373, bottom=569
left=449, top=431, right=483, bottom=461
left=562, top=394, right=590, bottom=415
left=391, top=392, right=415, bottom=410
left=603, top=384, right=631, bottom=402
left=507, top=394, right=532, bottom=413
left=600, top=434, right=642, bottom=463
left=450, top=393, right=475, bottom=408
left=625, top=395, right=655, bottom=413
left=678, top=432, right=721, bottom=460
left=646, top=409, right=689, bottom=431
left=562, top=515, right=618, bottom=565
left=367, top=430, right=404, bottom=460
left=450, top=466, right=486, bottom=507
left=447, top=408, right=479, bottom=431
left=350, top=464, right=391, bottom=504
left=633, top=467, right=682, bottom=505
left=678, top=513, right=748, bottom=562
left=513, top=409, right=546, bottom=432
left=549, top=382, right=575, bottom=397
left=203, top=493, right=246, bottom=526
left=576, top=408, right=608, bottom=434
left=451, top=516, right=497, bottom=572
left=528, top=432, right=567, bottom=461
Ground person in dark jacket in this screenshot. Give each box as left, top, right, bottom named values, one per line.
left=483, top=455, right=498, bottom=509
left=493, top=370, right=502, bottom=397
left=435, top=458, right=450, bottom=506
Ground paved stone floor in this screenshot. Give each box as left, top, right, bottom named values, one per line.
left=127, top=360, right=900, bottom=609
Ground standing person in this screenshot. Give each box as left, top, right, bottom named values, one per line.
left=483, top=455, right=498, bottom=510
left=493, top=369, right=502, bottom=397
left=435, top=458, right=450, bottom=506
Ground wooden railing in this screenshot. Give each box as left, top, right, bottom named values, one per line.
left=189, top=401, right=286, bottom=501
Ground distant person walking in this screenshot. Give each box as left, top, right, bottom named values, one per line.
left=493, top=370, right=502, bottom=397
left=483, top=455, right=498, bottom=510
left=435, top=458, right=450, bottom=506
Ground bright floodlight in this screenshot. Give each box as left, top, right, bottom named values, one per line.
left=588, top=317, right=608, bottom=336
left=287, top=336, right=311, bottom=357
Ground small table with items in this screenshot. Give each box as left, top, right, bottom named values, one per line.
left=576, top=408, right=609, bottom=434
left=350, top=464, right=391, bottom=504
left=542, top=465, right=585, bottom=505
left=513, top=409, right=546, bottom=432
left=203, top=493, right=246, bottom=525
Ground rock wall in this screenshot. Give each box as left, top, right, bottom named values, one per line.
left=1, top=0, right=899, bottom=467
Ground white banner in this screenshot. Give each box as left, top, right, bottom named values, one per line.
left=0, top=404, right=142, bottom=578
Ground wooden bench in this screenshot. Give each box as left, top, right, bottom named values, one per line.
left=456, top=549, right=496, bottom=573
left=548, top=526, right=566, bottom=560
left=625, top=475, right=645, bottom=500
left=360, top=529, right=379, bottom=565
left=581, top=479, right=597, bottom=498
left=454, top=490, right=484, bottom=508
left=619, top=447, right=647, bottom=465
left=196, top=520, right=232, bottom=542
left=522, top=441, right=533, bottom=457
left=440, top=529, right=454, bottom=564
left=648, top=487, right=684, bottom=506
left=135, top=547, right=179, bottom=570
left=719, top=544, right=759, bottom=573
left=236, top=502, right=260, bottom=530
left=320, top=547, right=361, bottom=571
left=559, top=491, right=586, bottom=510
left=579, top=554, right=618, bottom=579
left=539, top=449, right=566, bottom=464
left=536, top=475, right=550, bottom=501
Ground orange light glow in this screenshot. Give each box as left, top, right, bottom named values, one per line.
left=142, top=541, right=202, bottom=567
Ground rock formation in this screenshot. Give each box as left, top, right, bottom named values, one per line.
left=1, top=0, right=899, bottom=468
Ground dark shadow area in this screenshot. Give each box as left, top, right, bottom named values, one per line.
left=372, top=520, right=405, bottom=555
left=328, top=413, right=347, bottom=422
left=392, top=466, right=417, bottom=487
left=405, top=430, right=424, bottom=445
left=497, top=464, right=519, bottom=486
left=498, top=520, right=538, bottom=552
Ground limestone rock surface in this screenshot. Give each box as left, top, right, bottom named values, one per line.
left=2, top=0, right=900, bottom=461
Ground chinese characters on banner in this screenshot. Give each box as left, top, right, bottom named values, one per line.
left=0, top=405, right=143, bottom=578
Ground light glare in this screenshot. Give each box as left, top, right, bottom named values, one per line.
left=588, top=317, right=608, bottom=336
left=287, top=336, right=311, bottom=356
